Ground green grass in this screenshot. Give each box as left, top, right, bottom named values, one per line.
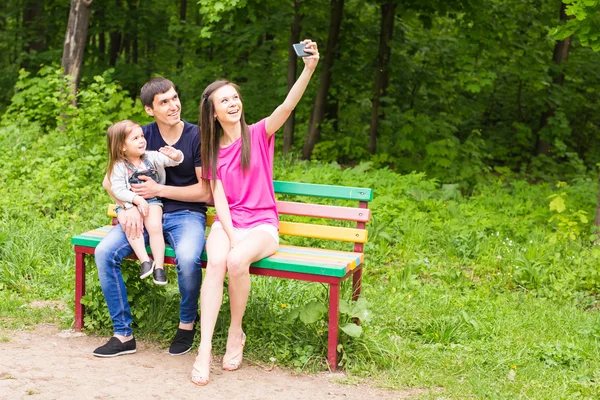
left=2, top=153, right=600, bottom=398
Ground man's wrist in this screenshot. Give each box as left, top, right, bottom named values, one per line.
left=155, top=184, right=165, bottom=198
left=123, top=202, right=134, bottom=210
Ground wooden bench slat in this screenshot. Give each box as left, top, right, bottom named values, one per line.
left=250, top=256, right=349, bottom=276
left=208, top=214, right=367, bottom=242
left=276, top=201, right=371, bottom=222
left=109, top=202, right=371, bottom=223
left=278, top=221, right=367, bottom=242
left=269, top=254, right=356, bottom=269
left=271, top=250, right=357, bottom=264
left=274, top=180, right=373, bottom=201
left=105, top=209, right=368, bottom=243
left=277, top=246, right=363, bottom=263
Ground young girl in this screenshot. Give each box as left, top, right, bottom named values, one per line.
left=106, top=120, right=184, bottom=285
left=191, top=40, right=319, bottom=386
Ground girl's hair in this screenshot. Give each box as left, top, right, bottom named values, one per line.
left=106, top=120, right=140, bottom=181
left=199, top=80, right=251, bottom=188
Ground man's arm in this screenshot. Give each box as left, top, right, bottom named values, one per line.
left=102, top=174, right=120, bottom=204
left=130, top=166, right=213, bottom=203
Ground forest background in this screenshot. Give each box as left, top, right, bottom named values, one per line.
left=2, top=0, right=600, bottom=398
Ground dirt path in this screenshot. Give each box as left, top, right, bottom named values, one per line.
left=0, top=324, right=413, bottom=400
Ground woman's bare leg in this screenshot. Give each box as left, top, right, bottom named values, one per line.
left=191, top=227, right=230, bottom=384
left=223, top=231, right=278, bottom=369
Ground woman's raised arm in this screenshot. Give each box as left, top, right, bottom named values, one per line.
left=265, top=40, right=320, bottom=137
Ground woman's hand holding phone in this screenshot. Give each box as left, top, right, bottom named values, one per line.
left=294, top=40, right=319, bottom=71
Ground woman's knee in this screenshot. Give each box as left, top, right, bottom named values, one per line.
left=226, top=251, right=249, bottom=278
left=205, top=259, right=227, bottom=282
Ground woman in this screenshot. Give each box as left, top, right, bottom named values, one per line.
left=191, top=40, right=319, bottom=386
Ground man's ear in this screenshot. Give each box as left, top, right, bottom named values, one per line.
left=144, top=105, right=154, bottom=117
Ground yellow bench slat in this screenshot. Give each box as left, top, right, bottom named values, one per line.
left=109, top=205, right=367, bottom=243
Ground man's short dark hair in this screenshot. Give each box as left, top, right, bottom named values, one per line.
left=140, top=77, right=175, bottom=108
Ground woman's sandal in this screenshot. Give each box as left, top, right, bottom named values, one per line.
left=222, top=332, right=246, bottom=371
left=191, top=352, right=213, bottom=386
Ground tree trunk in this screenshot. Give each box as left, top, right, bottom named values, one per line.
left=61, top=0, right=93, bottom=98
left=301, top=0, right=344, bottom=160
left=22, top=0, right=46, bottom=68
left=124, top=37, right=131, bottom=64
left=96, top=3, right=106, bottom=64
left=535, top=2, right=572, bottom=156
left=325, top=98, right=339, bottom=132
left=516, top=78, right=523, bottom=122
left=108, top=31, right=122, bottom=66
left=283, top=0, right=303, bottom=154
left=99, top=30, right=106, bottom=63
left=368, top=0, right=396, bottom=154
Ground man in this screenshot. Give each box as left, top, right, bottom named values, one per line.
left=93, top=77, right=210, bottom=357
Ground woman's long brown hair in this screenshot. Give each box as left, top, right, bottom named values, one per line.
left=106, top=120, right=139, bottom=182
left=199, top=80, right=250, bottom=190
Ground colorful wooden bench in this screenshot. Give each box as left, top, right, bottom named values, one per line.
left=72, top=180, right=373, bottom=370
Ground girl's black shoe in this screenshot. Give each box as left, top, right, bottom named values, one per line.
left=140, top=260, right=154, bottom=279
left=153, top=267, right=167, bottom=285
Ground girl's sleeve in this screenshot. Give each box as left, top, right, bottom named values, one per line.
left=110, top=164, right=136, bottom=203
left=148, top=150, right=184, bottom=168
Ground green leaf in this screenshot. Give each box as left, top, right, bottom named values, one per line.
left=285, top=310, right=299, bottom=323
left=549, top=196, right=566, bottom=213
left=339, top=299, right=351, bottom=315
left=299, top=301, right=327, bottom=324
left=340, top=323, right=363, bottom=338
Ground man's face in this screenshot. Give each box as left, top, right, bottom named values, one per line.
left=144, top=87, right=181, bottom=127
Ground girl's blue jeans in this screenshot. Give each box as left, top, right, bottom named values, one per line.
left=94, top=210, right=206, bottom=336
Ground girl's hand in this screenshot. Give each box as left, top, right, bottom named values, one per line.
left=159, top=146, right=182, bottom=161
left=137, top=199, right=149, bottom=217
left=301, top=40, right=319, bottom=71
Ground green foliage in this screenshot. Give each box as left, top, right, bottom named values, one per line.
left=3, top=0, right=600, bottom=181
left=553, top=1, right=600, bottom=51
left=547, top=181, right=590, bottom=243
left=0, top=66, right=149, bottom=220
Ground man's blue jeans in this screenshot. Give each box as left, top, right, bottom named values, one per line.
left=95, top=210, right=206, bottom=336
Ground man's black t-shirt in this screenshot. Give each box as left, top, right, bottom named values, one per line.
left=142, top=120, right=207, bottom=215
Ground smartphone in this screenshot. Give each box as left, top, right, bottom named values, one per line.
left=293, top=42, right=310, bottom=57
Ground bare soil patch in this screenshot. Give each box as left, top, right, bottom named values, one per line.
left=0, top=324, right=415, bottom=400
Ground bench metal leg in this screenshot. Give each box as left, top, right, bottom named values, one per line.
left=74, top=251, right=86, bottom=331
left=328, top=282, right=340, bottom=371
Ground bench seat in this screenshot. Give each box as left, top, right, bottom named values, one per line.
left=72, top=225, right=364, bottom=277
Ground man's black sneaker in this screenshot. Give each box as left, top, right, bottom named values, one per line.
left=93, top=337, right=136, bottom=358
left=140, top=260, right=154, bottom=279
left=168, top=314, right=199, bottom=356
left=153, top=268, right=167, bottom=285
